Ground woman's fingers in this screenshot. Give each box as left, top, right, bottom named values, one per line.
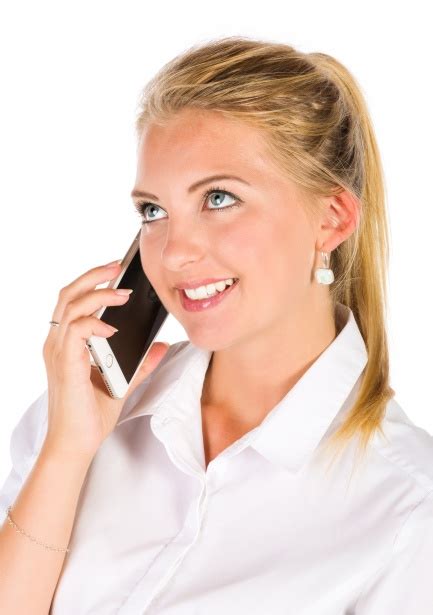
left=55, top=315, right=119, bottom=370
left=52, top=286, right=132, bottom=348
left=50, top=260, right=122, bottom=326
left=45, top=261, right=123, bottom=351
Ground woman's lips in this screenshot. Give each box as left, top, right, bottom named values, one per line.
left=175, top=277, right=237, bottom=289
left=178, top=279, right=240, bottom=312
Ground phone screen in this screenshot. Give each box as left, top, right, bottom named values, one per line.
left=99, top=249, right=168, bottom=383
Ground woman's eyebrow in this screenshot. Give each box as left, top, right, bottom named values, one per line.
left=130, top=174, right=250, bottom=201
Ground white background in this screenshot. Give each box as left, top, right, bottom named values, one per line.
left=1, top=0, right=432, bottom=484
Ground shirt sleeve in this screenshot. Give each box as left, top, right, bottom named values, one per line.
left=355, top=489, right=433, bottom=614
left=0, top=388, right=49, bottom=523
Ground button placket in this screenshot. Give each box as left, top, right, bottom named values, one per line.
left=140, top=480, right=210, bottom=614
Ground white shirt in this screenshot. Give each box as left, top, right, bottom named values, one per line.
left=1, top=302, right=433, bottom=614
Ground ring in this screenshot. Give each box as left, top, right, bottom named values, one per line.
left=49, top=320, right=60, bottom=327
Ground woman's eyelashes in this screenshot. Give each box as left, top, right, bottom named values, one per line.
left=134, top=186, right=242, bottom=225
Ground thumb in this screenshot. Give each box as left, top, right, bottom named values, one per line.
left=127, top=341, right=170, bottom=396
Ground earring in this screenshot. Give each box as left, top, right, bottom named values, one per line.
left=314, top=251, right=334, bottom=285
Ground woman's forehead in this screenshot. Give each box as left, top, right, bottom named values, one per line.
left=136, top=114, right=286, bottom=189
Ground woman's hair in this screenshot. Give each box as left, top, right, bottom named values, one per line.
left=133, top=35, right=395, bottom=471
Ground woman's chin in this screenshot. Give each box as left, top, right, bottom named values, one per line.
left=185, top=328, right=237, bottom=352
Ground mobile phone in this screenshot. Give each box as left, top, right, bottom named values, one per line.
left=85, top=229, right=169, bottom=399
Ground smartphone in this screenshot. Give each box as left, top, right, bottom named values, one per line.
left=85, top=229, right=169, bottom=399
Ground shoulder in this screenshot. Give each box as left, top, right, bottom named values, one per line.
left=369, top=396, right=433, bottom=496
left=0, top=389, right=49, bottom=517
left=354, top=486, right=433, bottom=612
left=9, top=388, right=49, bottom=466
left=0, top=387, right=49, bottom=515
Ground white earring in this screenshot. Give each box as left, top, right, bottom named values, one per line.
left=314, top=251, right=334, bottom=285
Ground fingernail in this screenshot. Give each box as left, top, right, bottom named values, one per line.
left=114, top=288, right=133, bottom=295
left=105, top=259, right=122, bottom=268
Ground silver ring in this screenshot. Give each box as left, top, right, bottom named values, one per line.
left=49, top=320, right=60, bottom=327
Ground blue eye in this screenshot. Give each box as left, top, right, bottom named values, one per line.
left=134, top=186, right=242, bottom=225
left=207, top=190, right=236, bottom=210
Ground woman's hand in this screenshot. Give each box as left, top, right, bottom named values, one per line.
left=41, top=260, right=170, bottom=461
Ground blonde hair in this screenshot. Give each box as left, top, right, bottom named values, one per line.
left=134, top=36, right=395, bottom=470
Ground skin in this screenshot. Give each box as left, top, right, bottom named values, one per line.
left=132, top=107, right=360, bottom=465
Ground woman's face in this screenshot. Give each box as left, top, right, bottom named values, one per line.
left=132, top=108, right=324, bottom=350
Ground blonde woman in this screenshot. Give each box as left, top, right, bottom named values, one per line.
left=1, top=36, right=433, bottom=614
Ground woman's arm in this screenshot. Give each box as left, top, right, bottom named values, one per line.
left=0, top=441, right=94, bottom=615
left=354, top=489, right=433, bottom=614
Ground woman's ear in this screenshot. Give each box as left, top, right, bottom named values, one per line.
left=316, top=189, right=361, bottom=253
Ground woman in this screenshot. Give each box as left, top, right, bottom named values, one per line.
left=1, top=36, right=433, bottom=614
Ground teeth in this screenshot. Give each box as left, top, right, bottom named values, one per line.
left=184, top=278, right=237, bottom=300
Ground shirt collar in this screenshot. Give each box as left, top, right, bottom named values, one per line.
left=250, top=302, right=368, bottom=472
left=115, top=340, right=200, bottom=427
left=117, top=302, right=368, bottom=473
